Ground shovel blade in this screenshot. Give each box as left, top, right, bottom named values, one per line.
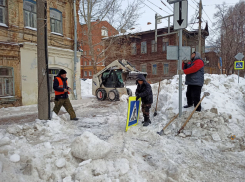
left=153, top=111, right=157, bottom=117
left=157, top=130, right=164, bottom=136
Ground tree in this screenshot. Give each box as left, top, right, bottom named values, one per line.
left=211, top=2, right=245, bottom=75
left=78, top=0, right=144, bottom=74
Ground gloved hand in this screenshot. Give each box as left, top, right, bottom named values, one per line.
left=178, top=70, right=185, bottom=75
left=183, top=60, right=189, bottom=64
left=135, top=93, right=140, bottom=101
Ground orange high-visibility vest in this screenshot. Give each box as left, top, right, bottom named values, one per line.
left=54, top=77, right=70, bottom=95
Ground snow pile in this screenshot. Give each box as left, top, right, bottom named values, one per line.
left=71, top=131, right=111, bottom=160
left=80, top=79, right=93, bottom=97
left=0, top=74, right=245, bottom=182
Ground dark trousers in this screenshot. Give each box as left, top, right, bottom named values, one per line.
left=142, top=103, right=151, bottom=119
left=186, top=85, right=202, bottom=111
left=53, top=98, right=76, bottom=119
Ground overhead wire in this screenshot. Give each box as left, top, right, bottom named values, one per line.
left=146, top=0, right=172, bottom=14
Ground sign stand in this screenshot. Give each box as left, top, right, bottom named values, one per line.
left=234, top=53, right=244, bottom=84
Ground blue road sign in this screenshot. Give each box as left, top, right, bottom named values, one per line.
left=234, top=61, right=244, bottom=70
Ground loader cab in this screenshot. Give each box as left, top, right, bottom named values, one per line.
left=101, top=69, right=124, bottom=88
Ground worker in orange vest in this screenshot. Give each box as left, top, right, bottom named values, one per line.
left=53, top=69, right=78, bottom=120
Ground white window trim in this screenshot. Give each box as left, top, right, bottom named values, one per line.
left=163, top=63, right=169, bottom=75
left=152, top=63, right=157, bottom=75
left=23, top=0, right=37, bottom=28
left=0, top=0, right=6, bottom=25
left=89, top=71, right=92, bottom=76
left=50, top=8, right=63, bottom=35
left=84, top=71, right=87, bottom=76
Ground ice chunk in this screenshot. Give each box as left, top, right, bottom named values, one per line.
left=55, top=158, right=66, bottom=168
left=71, top=131, right=111, bottom=160
left=10, top=154, right=20, bottom=162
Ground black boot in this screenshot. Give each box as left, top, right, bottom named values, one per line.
left=143, top=118, right=151, bottom=127
left=183, top=104, right=193, bottom=108
left=71, top=118, right=79, bottom=121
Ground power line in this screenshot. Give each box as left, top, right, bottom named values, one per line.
left=146, top=0, right=172, bottom=14
left=160, top=0, right=173, bottom=12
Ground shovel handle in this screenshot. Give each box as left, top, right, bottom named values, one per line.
left=155, top=81, right=161, bottom=111
left=178, top=92, right=209, bottom=134
left=162, top=113, right=179, bottom=131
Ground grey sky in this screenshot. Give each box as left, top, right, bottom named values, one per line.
left=130, top=0, right=241, bottom=38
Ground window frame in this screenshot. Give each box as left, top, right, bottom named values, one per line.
left=84, top=61, right=87, bottom=66
left=89, top=71, right=92, bottom=76
left=151, top=40, right=157, bottom=53
left=50, top=8, right=63, bottom=35
left=23, top=0, right=37, bottom=29
left=0, top=67, right=14, bottom=97
left=163, top=63, right=169, bottom=75
left=141, top=41, right=147, bottom=54
left=131, top=43, right=137, bottom=55
left=152, top=63, right=157, bottom=75
left=101, top=27, right=108, bottom=37
left=0, top=0, right=6, bottom=25
left=162, top=38, right=169, bottom=52
left=84, top=71, right=87, bottom=77
left=140, top=64, right=147, bottom=73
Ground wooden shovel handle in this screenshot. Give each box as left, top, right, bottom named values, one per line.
left=162, top=113, right=179, bottom=131
left=178, top=93, right=209, bottom=134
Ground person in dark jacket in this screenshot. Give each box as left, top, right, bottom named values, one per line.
left=180, top=52, right=204, bottom=111
left=135, top=74, right=153, bottom=126
left=53, top=69, right=78, bottom=120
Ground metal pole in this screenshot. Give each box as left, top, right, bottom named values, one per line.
left=155, top=14, right=157, bottom=43
left=238, top=70, right=240, bottom=83
left=73, top=0, right=78, bottom=100
left=179, top=29, right=182, bottom=117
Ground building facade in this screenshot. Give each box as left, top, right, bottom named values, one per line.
left=0, top=0, right=81, bottom=107
left=78, top=21, right=118, bottom=79
left=104, top=27, right=209, bottom=83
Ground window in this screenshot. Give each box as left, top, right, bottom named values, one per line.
left=84, top=61, right=87, bottom=66
left=48, top=69, right=60, bottom=93
left=152, top=64, right=157, bottom=75
left=84, top=51, right=87, bottom=56
left=89, top=71, right=92, bottom=76
left=141, top=64, right=147, bottom=72
left=84, top=71, right=87, bottom=77
left=50, top=8, right=62, bottom=34
left=0, top=67, right=14, bottom=96
left=0, top=0, right=6, bottom=24
left=24, top=0, right=37, bottom=28
left=151, top=40, right=157, bottom=52
left=162, top=38, right=169, bottom=52
left=192, top=47, right=196, bottom=53
left=141, top=41, right=147, bottom=54
left=131, top=43, right=137, bottom=55
left=164, top=63, right=169, bottom=75
left=89, top=61, right=92, bottom=66
left=101, top=27, right=108, bottom=36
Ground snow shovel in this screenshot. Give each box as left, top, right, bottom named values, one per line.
left=153, top=81, right=161, bottom=117
left=177, top=92, right=210, bottom=135
left=157, top=113, right=179, bottom=136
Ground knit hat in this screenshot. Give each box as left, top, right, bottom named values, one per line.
left=59, top=69, right=67, bottom=75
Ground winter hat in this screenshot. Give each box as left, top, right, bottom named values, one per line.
left=59, top=69, right=67, bottom=75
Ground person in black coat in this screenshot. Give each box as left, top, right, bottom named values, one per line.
left=135, top=74, right=153, bottom=126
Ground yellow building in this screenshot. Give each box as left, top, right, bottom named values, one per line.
left=0, top=0, right=81, bottom=107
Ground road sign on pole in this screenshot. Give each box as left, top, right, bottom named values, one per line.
left=235, top=53, right=244, bottom=61
left=167, top=46, right=191, bottom=60
left=168, top=0, right=185, bottom=4
left=174, top=1, right=188, bottom=30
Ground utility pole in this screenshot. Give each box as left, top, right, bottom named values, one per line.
left=198, top=0, right=202, bottom=56
left=37, top=0, right=50, bottom=120
left=73, top=0, right=78, bottom=100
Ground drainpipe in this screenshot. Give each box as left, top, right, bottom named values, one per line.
left=73, top=0, right=78, bottom=100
